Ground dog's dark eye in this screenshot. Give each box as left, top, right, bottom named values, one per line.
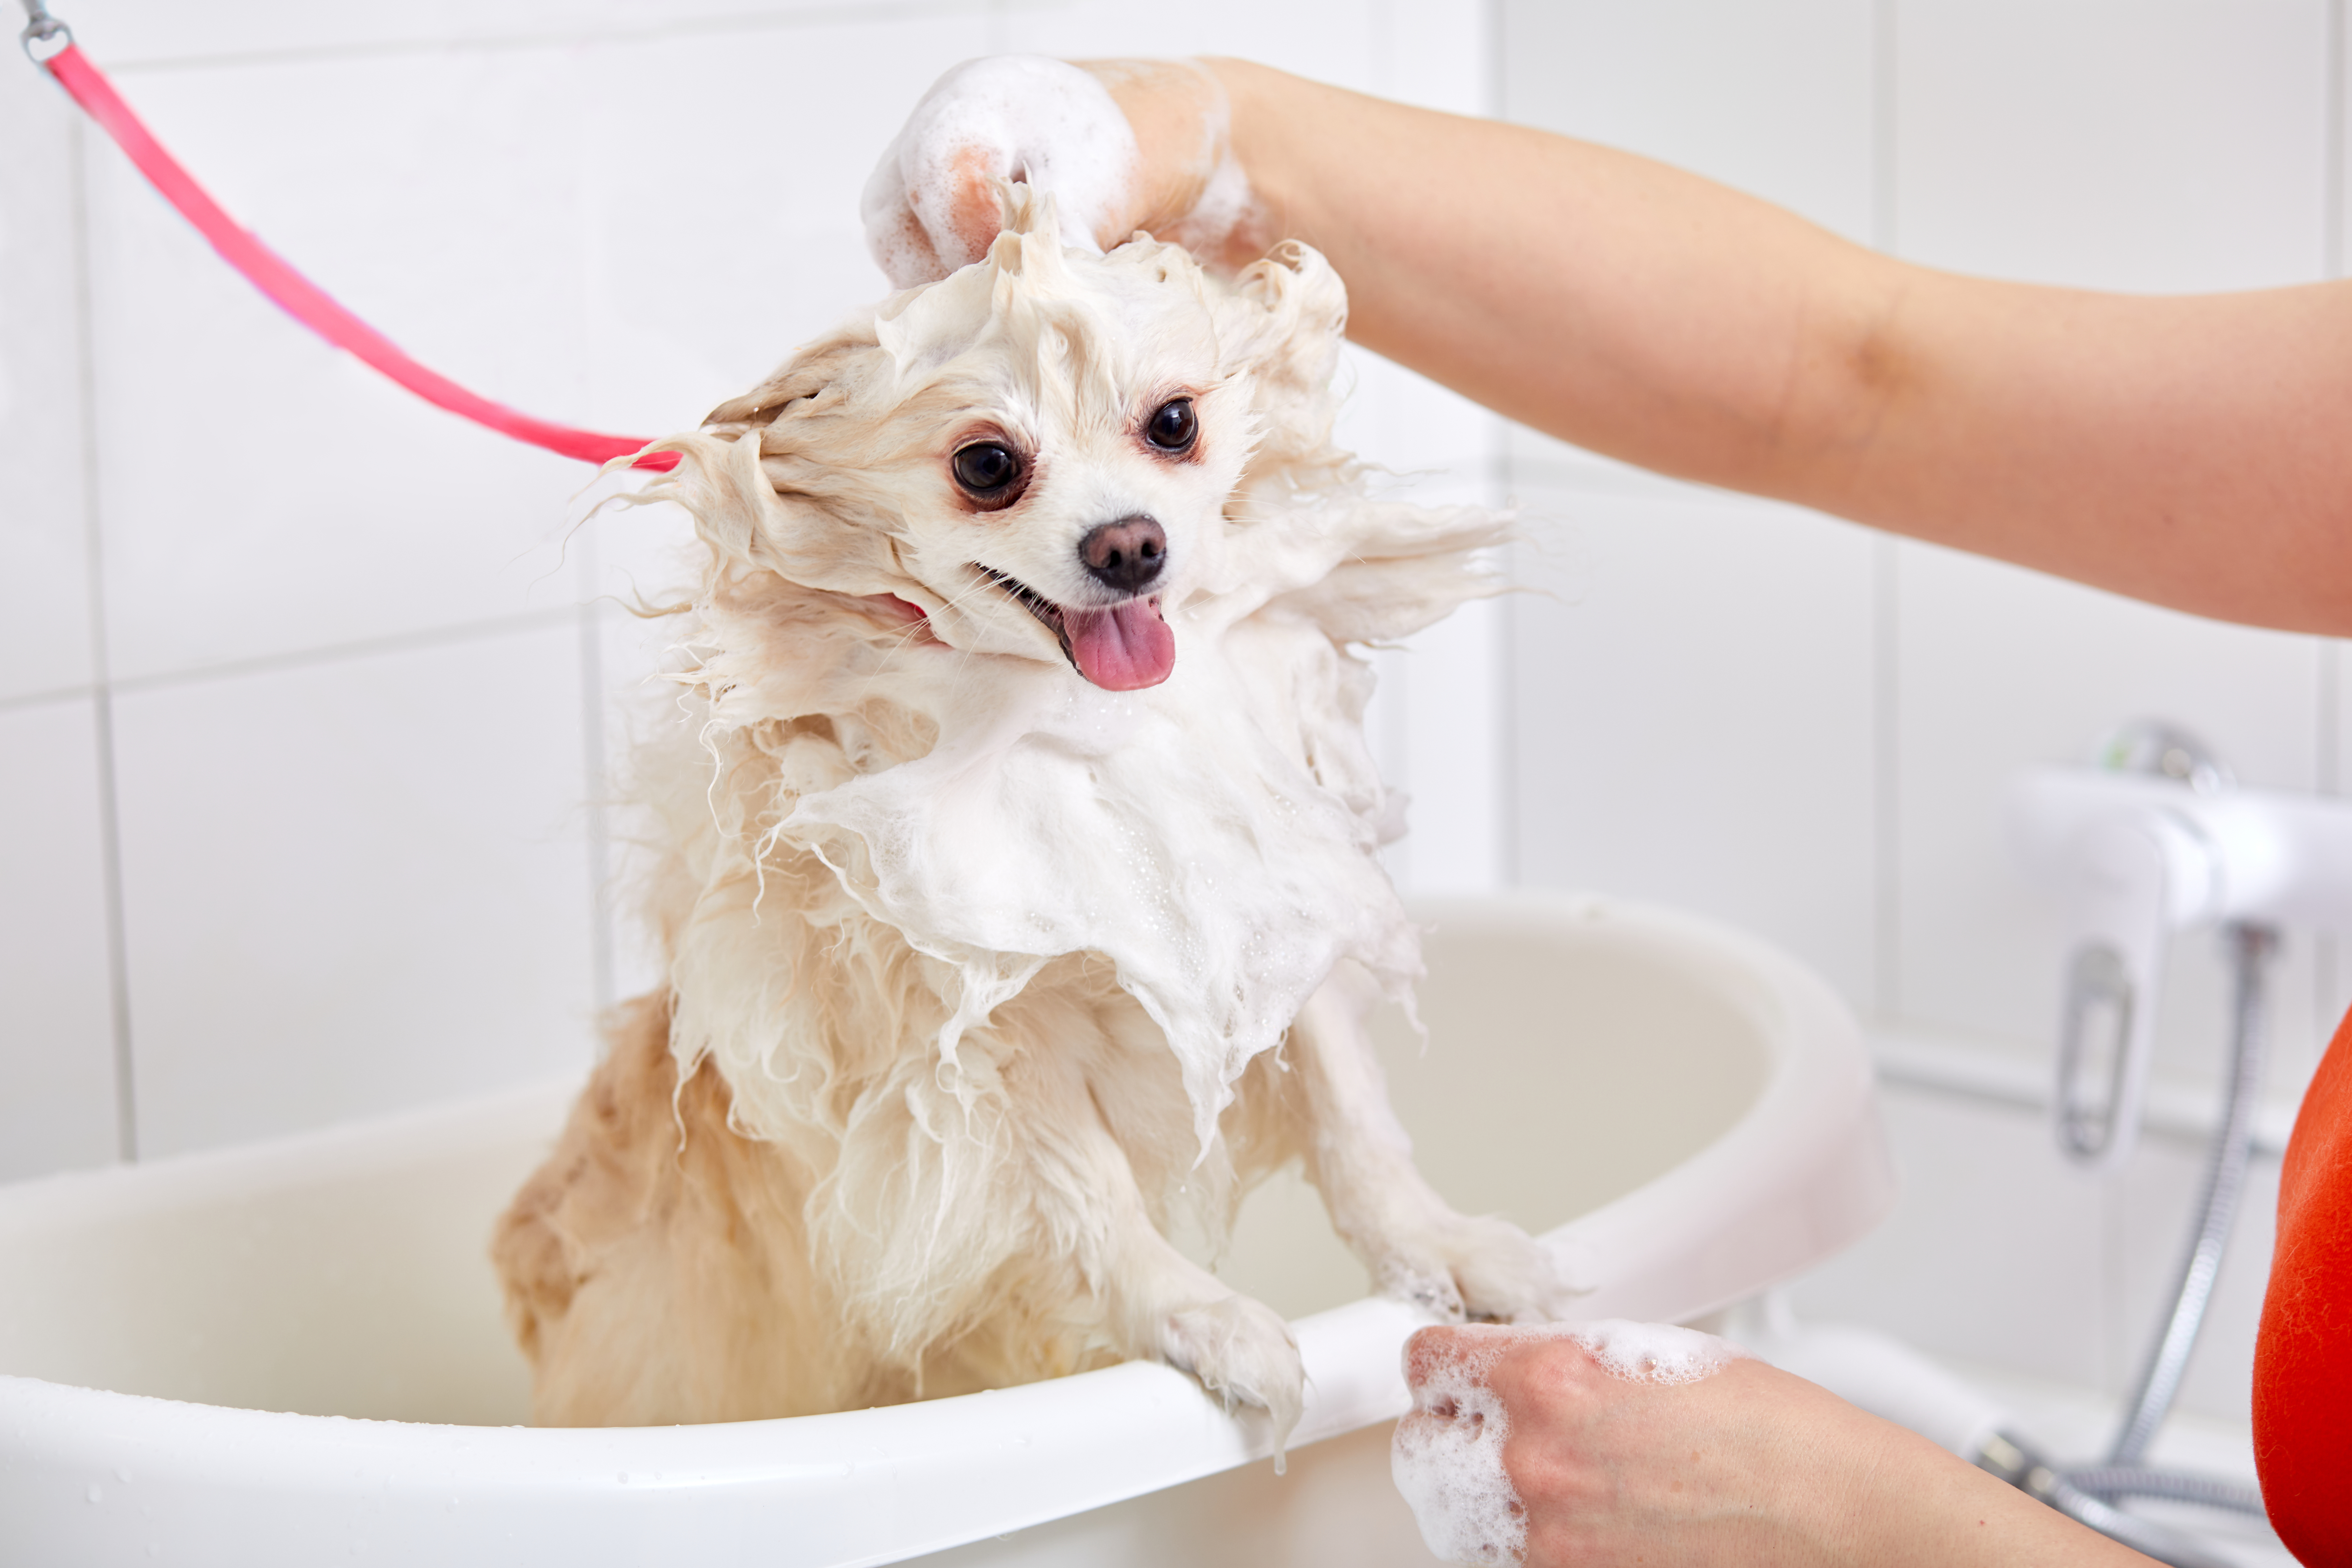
left=951, top=442, right=1023, bottom=504
left=1145, top=399, right=1197, bottom=453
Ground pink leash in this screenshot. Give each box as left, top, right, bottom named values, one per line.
left=24, top=8, right=676, bottom=472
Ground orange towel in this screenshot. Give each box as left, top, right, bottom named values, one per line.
left=2254, top=1010, right=2352, bottom=1564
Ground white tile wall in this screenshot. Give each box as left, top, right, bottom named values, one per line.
left=108, top=623, right=597, bottom=1156
left=1508, top=477, right=1880, bottom=1007
left=995, top=1, right=1380, bottom=92
left=0, top=699, right=121, bottom=1180
left=571, top=11, right=1002, bottom=430
left=0, top=0, right=2346, bottom=1450
left=1893, top=0, right=2332, bottom=291
left=0, top=57, right=96, bottom=706
left=80, top=54, right=599, bottom=682
left=2339, top=0, right=2352, bottom=279
left=1500, top=0, right=1881, bottom=243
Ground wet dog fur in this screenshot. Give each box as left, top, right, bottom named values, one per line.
left=492, top=188, right=1571, bottom=1439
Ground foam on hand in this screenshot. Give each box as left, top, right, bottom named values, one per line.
left=1561, top=1319, right=1747, bottom=1386
left=1394, top=1330, right=1524, bottom=1567
left=864, top=56, right=1260, bottom=289
left=1392, top=1322, right=1749, bottom=1566
left=863, top=56, right=1141, bottom=288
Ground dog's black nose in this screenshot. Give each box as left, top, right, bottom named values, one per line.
left=1078, top=516, right=1167, bottom=594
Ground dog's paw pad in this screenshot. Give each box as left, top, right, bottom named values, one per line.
left=1161, top=1295, right=1304, bottom=1446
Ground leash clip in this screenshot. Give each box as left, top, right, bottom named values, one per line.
left=20, top=0, right=71, bottom=63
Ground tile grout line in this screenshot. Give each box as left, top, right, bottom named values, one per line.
left=0, top=681, right=99, bottom=718
left=1872, top=536, right=1900, bottom=1021
left=1869, top=0, right=1901, bottom=1022
left=69, top=115, right=138, bottom=1164
left=1488, top=0, right=1517, bottom=889
left=1491, top=440, right=1517, bottom=891
left=2318, top=640, right=2340, bottom=1073
left=2328, top=0, right=2347, bottom=283
left=569, top=68, right=616, bottom=1028
left=106, top=606, right=584, bottom=698
left=1483, top=0, right=1507, bottom=119
left=579, top=600, right=616, bottom=1020
left=1871, top=0, right=1899, bottom=258
left=2316, top=0, right=2344, bottom=1080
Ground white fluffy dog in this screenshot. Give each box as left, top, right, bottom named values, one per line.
left=493, top=187, right=1571, bottom=1439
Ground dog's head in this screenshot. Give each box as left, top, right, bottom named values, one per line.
left=686, top=184, right=1347, bottom=692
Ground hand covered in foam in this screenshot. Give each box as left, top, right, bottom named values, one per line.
left=1393, top=1322, right=1751, bottom=1566
left=1392, top=1322, right=2154, bottom=1568
left=863, top=56, right=1262, bottom=287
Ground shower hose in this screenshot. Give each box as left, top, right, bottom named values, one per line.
left=1975, top=921, right=2277, bottom=1568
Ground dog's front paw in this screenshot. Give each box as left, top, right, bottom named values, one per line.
left=1450, top=1213, right=1586, bottom=1323
left=1377, top=1213, right=1587, bottom=1326
left=1160, top=1294, right=1304, bottom=1448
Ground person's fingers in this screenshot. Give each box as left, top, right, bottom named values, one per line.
left=1403, top=1322, right=1480, bottom=1392
left=925, top=143, right=1013, bottom=275
left=1396, top=1326, right=1528, bottom=1567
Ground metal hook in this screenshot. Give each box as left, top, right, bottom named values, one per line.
left=19, top=0, right=71, bottom=63
left=2055, top=939, right=2135, bottom=1163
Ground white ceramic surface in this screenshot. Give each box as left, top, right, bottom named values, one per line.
left=0, top=892, right=1894, bottom=1566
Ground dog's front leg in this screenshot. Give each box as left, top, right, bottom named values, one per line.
left=1027, top=1050, right=1306, bottom=1442
left=1288, top=962, right=1582, bottom=1324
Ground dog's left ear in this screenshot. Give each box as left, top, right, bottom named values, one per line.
left=1214, top=241, right=1350, bottom=472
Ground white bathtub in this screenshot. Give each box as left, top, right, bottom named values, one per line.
left=0, top=892, right=1893, bottom=1566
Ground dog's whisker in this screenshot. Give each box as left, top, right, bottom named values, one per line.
left=853, top=576, right=995, bottom=701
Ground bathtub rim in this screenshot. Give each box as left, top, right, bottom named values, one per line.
left=0, top=888, right=1895, bottom=1567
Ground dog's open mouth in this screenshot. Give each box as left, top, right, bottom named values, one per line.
left=980, top=568, right=1176, bottom=691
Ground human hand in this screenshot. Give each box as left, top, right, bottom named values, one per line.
left=861, top=56, right=1266, bottom=288
left=1394, top=1323, right=2157, bottom=1568
left=1396, top=1321, right=1847, bottom=1566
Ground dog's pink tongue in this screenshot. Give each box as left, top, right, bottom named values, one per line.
left=1064, top=598, right=1175, bottom=690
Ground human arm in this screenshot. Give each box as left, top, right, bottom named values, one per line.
left=1208, top=60, right=2352, bottom=636
left=1400, top=1325, right=2160, bottom=1568
left=873, top=58, right=2352, bottom=635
